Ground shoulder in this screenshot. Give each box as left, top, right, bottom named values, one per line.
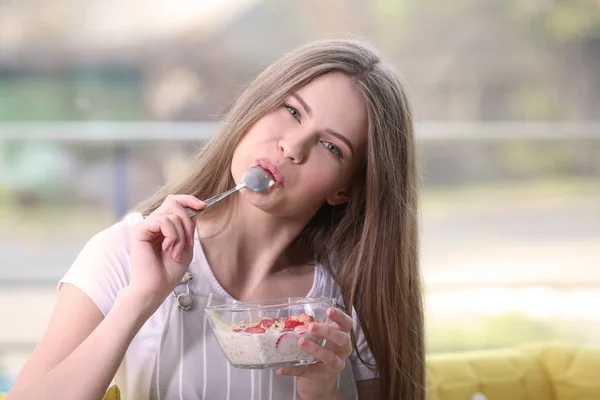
left=74, top=211, right=141, bottom=255
left=79, top=212, right=143, bottom=257
left=93, top=212, right=143, bottom=245
left=59, top=212, right=144, bottom=316
left=80, top=211, right=145, bottom=272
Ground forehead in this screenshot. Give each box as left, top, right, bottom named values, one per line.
left=295, top=72, right=368, bottom=151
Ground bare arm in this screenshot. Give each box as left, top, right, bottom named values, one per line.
left=7, top=284, right=154, bottom=400
left=7, top=195, right=203, bottom=400
left=357, top=379, right=382, bottom=400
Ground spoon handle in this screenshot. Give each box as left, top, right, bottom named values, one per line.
left=184, top=182, right=246, bottom=217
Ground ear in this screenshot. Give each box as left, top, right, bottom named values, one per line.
left=326, top=187, right=353, bottom=206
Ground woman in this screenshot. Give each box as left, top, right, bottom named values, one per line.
left=7, top=39, right=424, bottom=400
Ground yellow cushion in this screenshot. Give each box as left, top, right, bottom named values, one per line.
left=428, top=347, right=553, bottom=400
left=102, top=385, right=121, bottom=400
left=428, top=343, right=600, bottom=400
left=521, top=343, right=600, bottom=400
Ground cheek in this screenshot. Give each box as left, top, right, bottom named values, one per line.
left=232, top=123, right=269, bottom=159
left=246, top=115, right=282, bottom=141
left=235, top=117, right=274, bottom=148
left=298, top=164, right=342, bottom=197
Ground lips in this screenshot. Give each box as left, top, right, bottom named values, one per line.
left=256, top=158, right=284, bottom=186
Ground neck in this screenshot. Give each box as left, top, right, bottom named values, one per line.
left=195, top=194, right=316, bottom=287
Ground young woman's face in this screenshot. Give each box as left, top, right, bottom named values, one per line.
left=231, top=72, right=368, bottom=218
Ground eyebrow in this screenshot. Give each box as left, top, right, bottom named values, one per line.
left=292, top=93, right=355, bottom=157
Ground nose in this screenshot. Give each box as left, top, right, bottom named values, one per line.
left=278, top=132, right=310, bottom=164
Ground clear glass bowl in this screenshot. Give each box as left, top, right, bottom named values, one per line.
left=205, top=297, right=336, bottom=369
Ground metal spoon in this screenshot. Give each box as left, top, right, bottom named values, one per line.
left=185, top=166, right=275, bottom=217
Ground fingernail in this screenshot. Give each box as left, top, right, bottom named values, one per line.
left=299, top=337, right=306, bottom=345
left=327, top=308, right=334, bottom=317
left=308, top=323, right=314, bottom=331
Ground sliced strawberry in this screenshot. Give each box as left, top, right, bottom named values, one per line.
left=232, top=328, right=242, bottom=333
left=260, top=317, right=276, bottom=329
left=297, top=313, right=314, bottom=323
left=294, top=324, right=308, bottom=334
left=276, top=332, right=298, bottom=349
left=245, top=326, right=266, bottom=334
left=284, top=318, right=305, bottom=330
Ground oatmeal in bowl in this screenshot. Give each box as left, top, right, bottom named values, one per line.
left=205, top=297, right=336, bottom=369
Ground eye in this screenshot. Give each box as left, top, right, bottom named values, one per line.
left=284, top=104, right=301, bottom=123
left=321, top=141, right=343, bottom=159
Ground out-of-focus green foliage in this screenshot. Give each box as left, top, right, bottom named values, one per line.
left=428, top=312, right=586, bottom=353
left=510, top=0, right=600, bottom=42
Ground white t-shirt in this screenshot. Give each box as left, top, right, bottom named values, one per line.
left=59, top=212, right=377, bottom=400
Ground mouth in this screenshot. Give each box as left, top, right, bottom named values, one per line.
left=255, top=158, right=284, bottom=186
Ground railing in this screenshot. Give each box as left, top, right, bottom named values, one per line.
left=1, top=121, right=600, bottom=141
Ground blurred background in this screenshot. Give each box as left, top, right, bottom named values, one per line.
left=0, top=0, right=599, bottom=391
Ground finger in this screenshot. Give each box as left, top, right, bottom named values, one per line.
left=161, top=195, right=203, bottom=248
left=323, top=339, right=343, bottom=356
left=327, top=308, right=353, bottom=333
left=297, top=335, right=344, bottom=371
left=166, top=214, right=186, bottom=261
left=133, top=217, right=164, bottom=243
left=308, top=323, right=351, bottom=357
left=276, top=364, right=325, bottom=378
left=158, top=217, right=177, bottom=252
left=162, top=204, right=197, bottom=249
left=157, top=216, right=181, bottom=259
left=163, top=194, right=206, bottom=214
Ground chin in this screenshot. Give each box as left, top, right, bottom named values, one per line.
left=243, top=190, right=294, bottom=217
left=241, top=189, right=273, bottom=206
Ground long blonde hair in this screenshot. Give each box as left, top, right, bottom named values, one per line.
left=136, top=39, right=425, bottom=399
